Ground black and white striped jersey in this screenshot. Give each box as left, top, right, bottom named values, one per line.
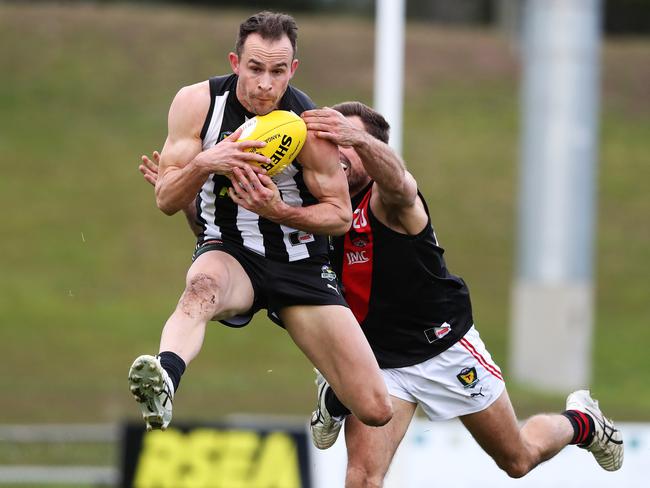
left=195, top=74, right=329, bottom=262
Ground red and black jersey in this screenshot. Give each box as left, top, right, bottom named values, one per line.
left=330, top=183, right=474, bottom=368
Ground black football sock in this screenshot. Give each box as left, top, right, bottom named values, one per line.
left=562, top=409, right=596, bottom=446
left=158, top=351, right=186, bottom=392
left=325, top=387, right=351, bottom=419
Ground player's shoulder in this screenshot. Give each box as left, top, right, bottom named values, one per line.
left=174, top=80, right=210, bottom=104
left=168, top=81, right=211, bottom=134
left=208, top=74, right=237, bottom=94
left=175, top=73, right=237, bottom=104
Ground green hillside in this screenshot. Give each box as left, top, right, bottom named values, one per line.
left=1, top=3, right=648, bottom=428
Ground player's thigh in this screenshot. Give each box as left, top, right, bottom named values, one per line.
left=280, top=304, right=386, bottom=410
left=186, top=250, right=254, bottom=313
left=345, top=396, right=417, bottom=478
left=460, top=388, right=526, bottom=460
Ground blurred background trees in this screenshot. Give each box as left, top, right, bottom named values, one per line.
left=29, top=0, right=649, bottom=35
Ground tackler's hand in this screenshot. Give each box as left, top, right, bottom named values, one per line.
left=139, top=151, right=161, bottom=187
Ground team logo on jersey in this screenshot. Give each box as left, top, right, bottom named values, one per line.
left=352, top=237, right=367, bottom=248
left=320, top=265, right=337, bottom=282
left=457, top=367, right=479, bottom=389
left=218, top=131, right=233, bottom=142
left=346, top=250, right=369, bottom=265
left=424, top=322, right=452, bottom=343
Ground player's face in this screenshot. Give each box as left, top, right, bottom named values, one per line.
left=340, top=116, right=372, bottom=196
left=230, top=33, right=298, bottom=116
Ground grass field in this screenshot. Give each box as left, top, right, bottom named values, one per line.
left=1, top=1, right=649, bottom=448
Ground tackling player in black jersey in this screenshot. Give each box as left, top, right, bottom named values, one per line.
left=235, top=102, right=623, bottom=482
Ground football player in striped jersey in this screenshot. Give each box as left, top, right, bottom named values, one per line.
left=129, top=11, right=392, bottom=433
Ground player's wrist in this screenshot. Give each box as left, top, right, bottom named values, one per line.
left=265, top=198, right=290, bottom=222
left=190, top=152, right=214, bottom=176
left=353, top=130, right=373, bottom=152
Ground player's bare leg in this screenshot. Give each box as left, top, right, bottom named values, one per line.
left=460, top=389, right=574, bottom=478
left=281, top=304, right=393, bottom=427
left=129, top=250, right=255, bottom=430
left=344, top=397, right=417, bottom=488
left=159, top=251, right=255, bottom=363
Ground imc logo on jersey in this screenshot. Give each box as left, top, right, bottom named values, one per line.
left=346, top=250, right=369, bottom=265
left=424, top=322, right=451, bottom=343
left=457, top=367, right=479, bottom=389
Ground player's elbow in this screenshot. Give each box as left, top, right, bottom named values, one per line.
left=156, top=194, right=180, bottom=216
left=329, top=211, right=352, bottom=236
left=394, top=179, right=418, bottom=206
left=159, top=206, right=177, bottom=216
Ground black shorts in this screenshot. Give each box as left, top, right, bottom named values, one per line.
left=193, top=239, right=348, bottom=328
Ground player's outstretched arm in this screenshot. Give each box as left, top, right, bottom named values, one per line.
left=303, top=107, right=426, bottom=235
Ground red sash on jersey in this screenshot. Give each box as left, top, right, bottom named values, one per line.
left=342, top=189, right=374, bottom=323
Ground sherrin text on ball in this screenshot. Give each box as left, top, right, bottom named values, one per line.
left=237, top=110, right=307, bottom=177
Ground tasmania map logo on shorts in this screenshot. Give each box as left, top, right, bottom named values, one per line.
left=457, top=367, right=479, bottom=388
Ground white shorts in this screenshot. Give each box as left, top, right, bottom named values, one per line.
left=381, top=326, right=505, bottom=421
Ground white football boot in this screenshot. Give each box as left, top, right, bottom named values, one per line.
left=128, top=355, right=174, bottom=431
left=566, top=389, right=624, bottom=471
left=310, top=369, right=344, bottom=449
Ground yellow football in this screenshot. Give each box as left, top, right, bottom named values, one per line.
left=237, top=110, right=307, bottom=177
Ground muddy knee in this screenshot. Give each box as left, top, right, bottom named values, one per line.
left=179, top=273, right=222, bottom=319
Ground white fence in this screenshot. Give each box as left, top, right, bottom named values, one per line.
left=0, top=424, right=118, bottom=485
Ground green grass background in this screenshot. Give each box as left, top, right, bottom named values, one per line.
left=1, top=2, right=648, bottom=449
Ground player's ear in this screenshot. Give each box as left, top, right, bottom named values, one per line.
left=289, top=58, right=299, bottom=78
left=229, top=52, right=240, bottom=74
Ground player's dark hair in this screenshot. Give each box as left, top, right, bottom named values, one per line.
left=331, top=101, right=390, bottom=144
left=236, top=11, right=298, bottom=58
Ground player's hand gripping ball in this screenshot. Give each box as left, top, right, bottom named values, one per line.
left=237, top=110, right=307, bottom=177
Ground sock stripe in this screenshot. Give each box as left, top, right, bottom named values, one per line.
left=576, top=412, right=585, bottom=443
left=577, top=411, right=593, bottom=444
left=577, top=412, right=588, bottom=444
left=563, top=409, right=594, bottom=445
